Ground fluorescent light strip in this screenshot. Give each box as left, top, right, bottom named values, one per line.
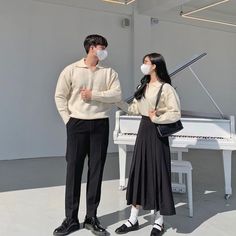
left=103, top=0, right=135, bottom=5
left=103, top=0, right=125, bottom=5
left=183, top=0, right=229, bottom=16
left=182, top=14, right=236, bottom=27
left=181, top=0, right=236, bottom=27
left=126, top=0, right=136, bottom=4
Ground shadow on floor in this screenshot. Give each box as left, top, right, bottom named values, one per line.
left=1, top=150, right=236, bottom=234
left=98, top=189, right=236, bottom=234
left=0, top=153, right=133, bottom=192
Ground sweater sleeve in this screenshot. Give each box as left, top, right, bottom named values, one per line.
left=54, top=66, right=72, bottom=124
left=151, top=85, right=181, bottom=124
left=91, top=69, right=122, bottom=103
left=115, top=98, right=140, bottom=115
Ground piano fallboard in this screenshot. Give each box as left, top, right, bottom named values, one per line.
left=119, top=115, right=234, bottom=139
left=115, top=134, right=236, bottom=150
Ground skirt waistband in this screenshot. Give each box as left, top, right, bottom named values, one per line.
left=141, top=115, right=150, bottom=120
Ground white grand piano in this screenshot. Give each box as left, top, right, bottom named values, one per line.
left=113, top=53, right=236, bottom=199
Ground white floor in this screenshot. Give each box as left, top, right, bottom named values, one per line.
left=0, top=150, right=236, bottom=236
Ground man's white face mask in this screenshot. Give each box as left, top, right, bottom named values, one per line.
left=140, top=64, right=152, bottom=75
left=96, top=49, right=108, bottom=61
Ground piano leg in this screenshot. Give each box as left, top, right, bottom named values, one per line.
left=177, top=151, right=183, bottom=185
left=118, top=144, right=127, bottom=191
left=222, top=150, right=232, bottom=200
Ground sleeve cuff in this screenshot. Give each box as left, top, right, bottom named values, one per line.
left=91, top=90, right=102, bottom=101
left=63, top=116, right=70, bottom=125
left=151, top=115, right=159, bottom=124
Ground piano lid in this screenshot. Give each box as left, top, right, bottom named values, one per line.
left=181, top=110, right=227, bottom=119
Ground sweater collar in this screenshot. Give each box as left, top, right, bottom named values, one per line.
left=149, top=80, right=163, bottom=88
left=75, top=58, right=104, bottom=69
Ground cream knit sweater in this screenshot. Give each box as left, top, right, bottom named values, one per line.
left=116, top=81, right=181, bottom=124
left=55, top=58, right=122, bottom=124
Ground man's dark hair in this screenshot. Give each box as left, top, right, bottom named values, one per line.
left=84, top=34, right=108, bottom=53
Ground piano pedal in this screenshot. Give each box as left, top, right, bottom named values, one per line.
left=172, top=183, right=186, bottom=193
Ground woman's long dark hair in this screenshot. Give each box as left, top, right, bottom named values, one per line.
left=134, top=53, right=171, bottom=100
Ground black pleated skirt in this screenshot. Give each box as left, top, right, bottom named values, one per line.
left=126, top=116, right=176, bottom=215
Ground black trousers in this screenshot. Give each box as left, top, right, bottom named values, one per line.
left=65, top=117, right=109, bottom=219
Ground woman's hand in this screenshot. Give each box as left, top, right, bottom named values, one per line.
left=148, top=110, right=157, bottom=120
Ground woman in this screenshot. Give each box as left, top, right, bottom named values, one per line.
left=115, top=53, right=181, bottom=236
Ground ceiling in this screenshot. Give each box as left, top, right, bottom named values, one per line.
left=34, top=0, right=236, bottom=32
left=136, top=0, right=236, bottom=33
left=182, top=0, right=236, bottom=16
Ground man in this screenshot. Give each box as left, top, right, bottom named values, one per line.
left=54, top=34, right=122, bottom=236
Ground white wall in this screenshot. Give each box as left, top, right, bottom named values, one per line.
left=0, top=0, right=133, bottom=160
left=1, top=1, right=236, bottom=160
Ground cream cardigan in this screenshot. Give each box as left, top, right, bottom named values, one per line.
left=116, top=81, right=181, bottom=124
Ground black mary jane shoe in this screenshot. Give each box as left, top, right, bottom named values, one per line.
left=53, top=218, right=80, bottom=236
left=150, top=223, right=165, bottom=236
left=83, top=216, right=107, bottom=236
left=115, top=220, right=139, bottom=234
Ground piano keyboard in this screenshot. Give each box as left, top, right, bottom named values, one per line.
left=170, top=135, right=225, bottom=140
left=116, top=133, right=236, bottom=151
left=120, top=133, right=226, bottom=140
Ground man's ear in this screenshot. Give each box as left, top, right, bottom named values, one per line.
left=88, top=45, right=94, bottom=53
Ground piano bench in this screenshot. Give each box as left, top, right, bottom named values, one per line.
left=171, top=160, right=193, bottom=217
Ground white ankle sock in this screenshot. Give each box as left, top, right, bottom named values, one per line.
left=153, top=211, right=163, bottom=231
left=125, top=206, right=139, bottom=227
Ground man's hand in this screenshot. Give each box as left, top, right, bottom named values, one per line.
left=80, top=88, right=92, bottom=101
left=148, top=110, right=157, bottom=120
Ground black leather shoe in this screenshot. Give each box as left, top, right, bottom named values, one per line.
left=115, top=220, right=139, bottom=234
left=150, top=223, right=164, bottom=236
left=53, top=218, right=80, bottom=236
left=83, top=216, right=107, bottom=236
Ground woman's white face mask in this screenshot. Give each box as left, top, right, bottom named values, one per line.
left=140, top=64, right=152, bottom=75
left=96, top=49, right=108, bottom=61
